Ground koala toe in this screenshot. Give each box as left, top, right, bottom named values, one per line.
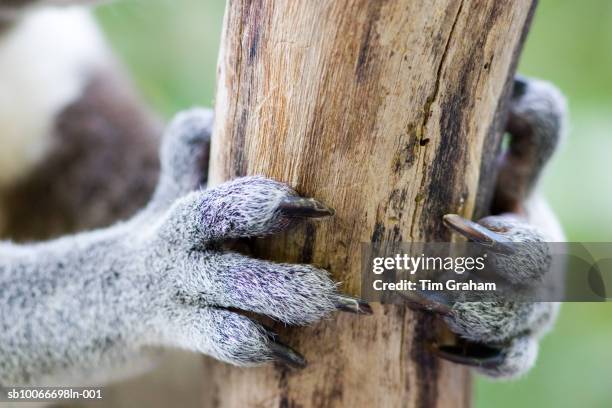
left=173, top=251, right=370, bottom=326
left=444, top=301, right=557, bottom=344
left=153, top=108, right=214, bottom=206
left=163, top=307, right=305, bottom=367
left=443, top=213, right=552, bottom=285
left=159, top=176, right=333, bottom=247
left=412, top=298, right=558, bottom=379
left=161, top=108, right=213, bottom=175
left=496, top=76, right=566, bottom=213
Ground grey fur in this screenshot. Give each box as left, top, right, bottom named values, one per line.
left=0, top=109, right=344, bottom=386
left=477, top=214, right=552, bottom=285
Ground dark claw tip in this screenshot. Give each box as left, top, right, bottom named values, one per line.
left=442, top=214, right=516, bottom=255
left=402, top=290, right=453, bottom=316
left=279, top=196, right=335, bottom=218
left=336, top=295, right=374, bottom=315
left=431, top=343, right=507, bottom=369
left=269, top=341, right=307, bottom=369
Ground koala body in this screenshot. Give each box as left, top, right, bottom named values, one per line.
left=0, top=7, right=102, bottom=187
left=0, top=4, right=160, bottom=241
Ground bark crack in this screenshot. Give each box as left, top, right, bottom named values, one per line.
left=409, top=0, right=464, bottom=240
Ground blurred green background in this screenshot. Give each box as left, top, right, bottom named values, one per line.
left=95, top=1, right=612, bottom=407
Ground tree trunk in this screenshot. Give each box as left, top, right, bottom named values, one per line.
left=204, top=1, right=535, bottom=407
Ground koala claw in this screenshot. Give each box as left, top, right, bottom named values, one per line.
left=430, top=341, right=507, bottom=370
left=402, top=290, right=453, bottom=316
left=279, top=196, right=335, bottom=218
left=431, top=333, right=541, bottom=379
left=335, top=295, right=374, bottom=315
left=443, top=214, right=517, bottom=255
left=269, top=340, right=308, bottom=369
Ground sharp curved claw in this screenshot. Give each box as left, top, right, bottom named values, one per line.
left=431, top=342, right=507, bottom=369
left=279, top=197, right=335, bottom=218
left=335, top=295, right=373, bottom=315
left=269, top=340, right=307, bottom=369
left=400, top=290, right=453, bottom=316
left=443, top=214, right=516, bottom=255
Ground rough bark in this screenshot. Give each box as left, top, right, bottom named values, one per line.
left=204, top=0, right=536, bottom=406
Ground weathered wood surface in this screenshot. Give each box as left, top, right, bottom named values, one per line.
left=204, top=0, right=536, bottom=406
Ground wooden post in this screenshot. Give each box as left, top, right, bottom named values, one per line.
left=205, top=1, right=535, bottom=406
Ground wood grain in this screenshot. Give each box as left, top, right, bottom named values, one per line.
left=205, top=1, right=535, bottom=406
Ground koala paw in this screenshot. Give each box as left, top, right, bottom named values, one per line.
left=138, top=110, right=371, bottom=368
left=405, top=76, right=566, bottom=379
left=427, top=213, right=559, bottom=379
